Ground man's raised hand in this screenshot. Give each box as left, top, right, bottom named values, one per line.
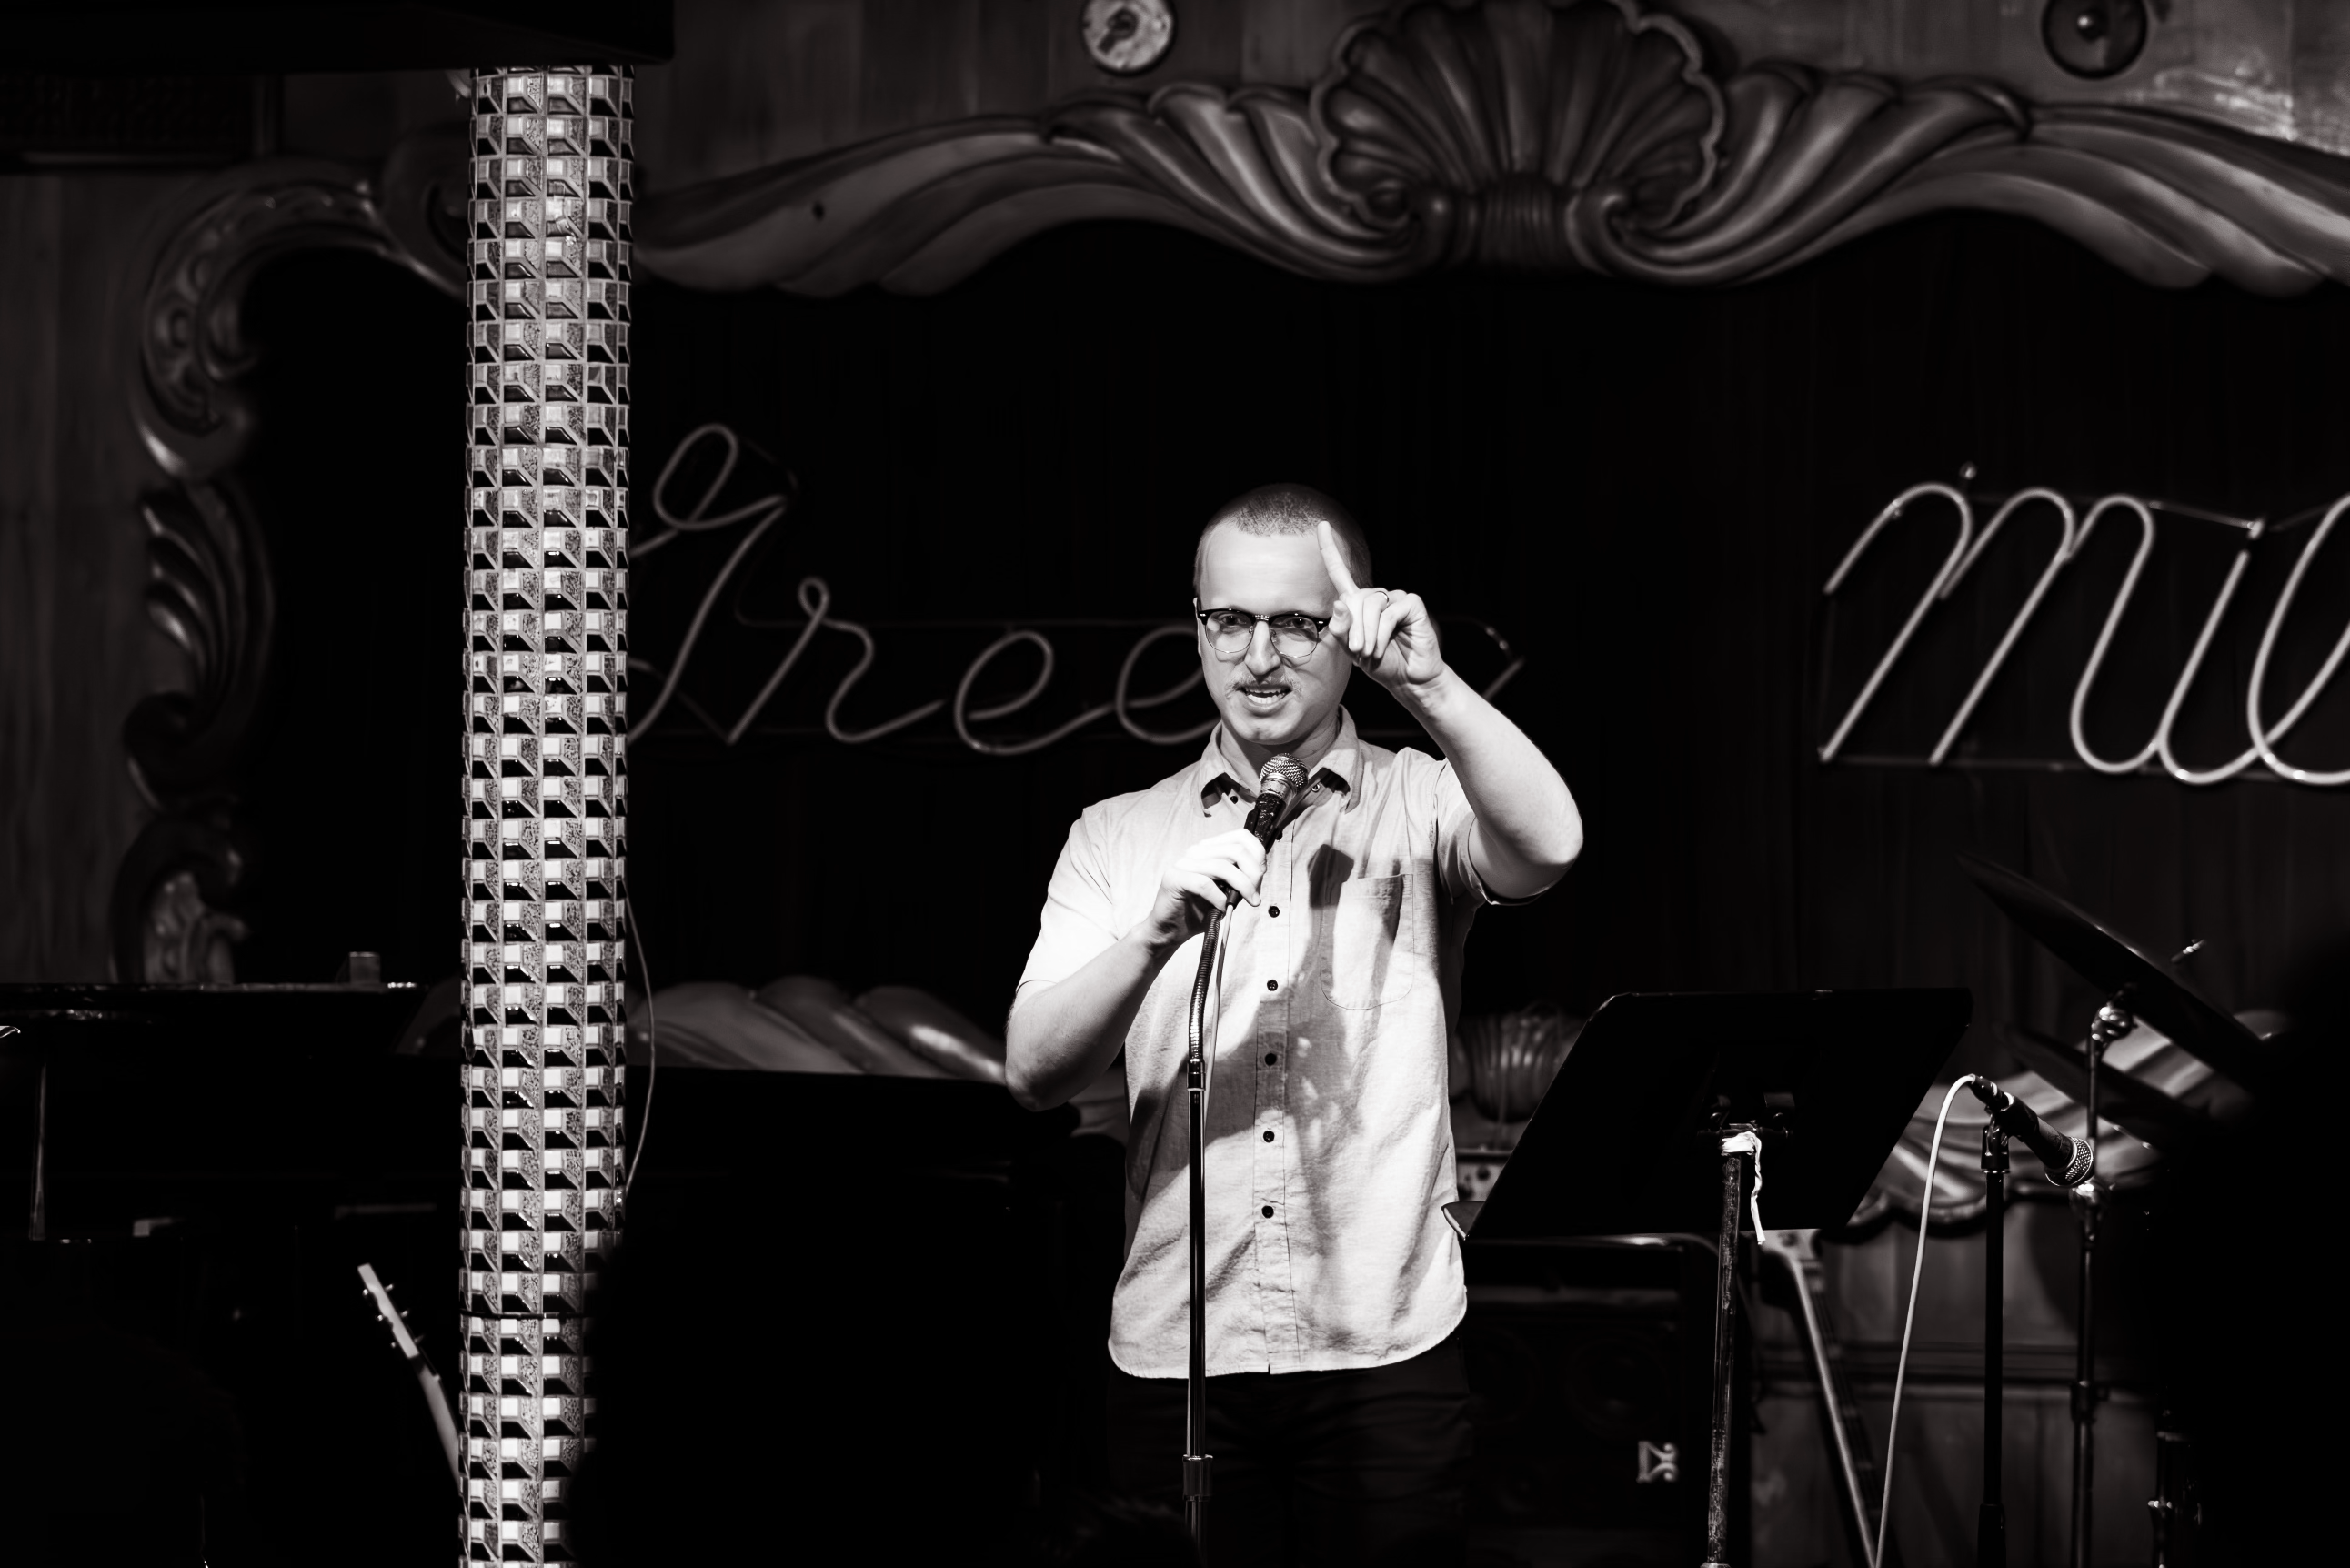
left=1318, top=520, right=1443, bottom=690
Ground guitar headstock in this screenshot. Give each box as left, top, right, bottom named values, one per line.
left=357, top=1261, right=424, bottom=1361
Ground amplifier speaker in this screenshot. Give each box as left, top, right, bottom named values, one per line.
left=1461, top=1241, right=1725, bottom=1568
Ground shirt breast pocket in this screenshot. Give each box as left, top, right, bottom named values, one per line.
left=1321, top=874, right=1426, bottom=1011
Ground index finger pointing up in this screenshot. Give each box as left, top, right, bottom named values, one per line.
left=1316, top=519, right=1361, bottom=597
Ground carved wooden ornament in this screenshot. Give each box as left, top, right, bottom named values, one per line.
left=633, top=0, right=2350, bottom=297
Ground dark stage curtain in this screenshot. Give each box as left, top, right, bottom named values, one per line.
left=238, top=210, right=2350, bottom=1045
left=622, top=213, right=2350, bottom=1048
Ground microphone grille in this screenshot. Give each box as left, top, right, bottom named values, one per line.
left=1259, top=754, right=1310, bottom=800
left=2054, top=1136, right=2095, bottom=1188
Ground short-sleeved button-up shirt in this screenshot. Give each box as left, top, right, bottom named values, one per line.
left=1019, top=709, right=1511, bottom=1378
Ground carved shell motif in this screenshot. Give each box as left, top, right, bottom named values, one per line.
left=1312, top=0, right=1722, bottom=271
left=631, top=0, right=2350, bottom=297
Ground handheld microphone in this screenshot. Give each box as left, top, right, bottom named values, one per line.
left=1229, top=755, right=1309, bottom=908
left=1244, top=755, right=1310, bottom=845
left=1966, top=1077, right=2094, bottom=1186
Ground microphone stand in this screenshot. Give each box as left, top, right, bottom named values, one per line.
left=2069, top=1000, right=2130, bottom=1568
left=1702, top=1122, right=1759, bottom=1568
left=1181, top=908, right=1225, bottom=1551
left=1978, top=1121, right=2008, bottom=1568
left=1175, top=755, right=1302, bottom=1553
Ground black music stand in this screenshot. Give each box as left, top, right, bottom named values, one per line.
left=0, top=982, right=427, bottom=1240
left=1446, top=990, right=1971, bottom=1568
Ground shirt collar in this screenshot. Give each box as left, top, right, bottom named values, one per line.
left=1193, top=709, right=1362, bottom=816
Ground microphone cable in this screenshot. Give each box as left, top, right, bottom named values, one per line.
left=621, top=894, right=658, bottom=1204
left=1203, top=915, right=1232, bottom=1109
left=1873, top=1073, right=1982, bottom=1568
left=1181, top=908, right=1237, bottom=1196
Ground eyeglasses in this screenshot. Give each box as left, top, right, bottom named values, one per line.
left=1197, top=607, right=1332, bottom=661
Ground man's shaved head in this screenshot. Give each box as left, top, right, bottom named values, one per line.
left=1193, top=483, right=1372, bottom=598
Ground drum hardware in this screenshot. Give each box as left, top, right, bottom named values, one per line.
left=1953, top=855, right=2268, bottom=1095
left=2064, top=1000, right=2133, bottom=1568
left=2147, top=1422, right=2198, bottom=1566
left=1993, top=1021, right=2217, bottom=1151
left=1957, top=854, right=2268, bottom=1568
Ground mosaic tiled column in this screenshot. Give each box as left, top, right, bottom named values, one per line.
left=460, top=65, right=632, bottom=1566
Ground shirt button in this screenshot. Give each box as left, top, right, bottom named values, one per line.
left=1264, top=1052, right=1278, bottom=1066
left=1263, top=1130, right=1275, bottom=1142
left=1268, top=906, right=1280, bottom=918
left=1261, top=1205, right=1274, bottom=1218
left=1266, top=979, right=1278, bottom=991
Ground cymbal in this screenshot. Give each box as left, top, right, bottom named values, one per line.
left=1955, top=852, right=2270, bottom=1093
left=1993, top=1021, right=2222, bottom=1151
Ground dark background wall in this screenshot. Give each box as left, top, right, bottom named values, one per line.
left=234, top=209, right=2350, bottom=1050
left=0, top=173, right=186, bottom=983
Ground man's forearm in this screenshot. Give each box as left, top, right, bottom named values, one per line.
left=1397, top=664, right=1583, bottom=899
left=1006, top=929, right=1176, bottom=1111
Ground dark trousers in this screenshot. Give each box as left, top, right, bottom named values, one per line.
left=1104, top=1329, right=1471, bottom=1568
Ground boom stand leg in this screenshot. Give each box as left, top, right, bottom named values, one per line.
left=1702, top=1130, right=1753, bottom=1568
left=1979, top=1125, right=2008, bottom=1568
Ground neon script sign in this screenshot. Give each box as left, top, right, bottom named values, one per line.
left=628, top=424, right=1526, bottom=756
left=1821, top=481, right=2350, bottom=786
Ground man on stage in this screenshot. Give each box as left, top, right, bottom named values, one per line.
left=1008, top=484, right=1582, bottom=1566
